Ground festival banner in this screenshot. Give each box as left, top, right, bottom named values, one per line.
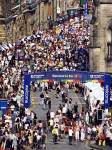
left=30, top=72, right=45, bottom=81
left=24, top=71, right=107, bottom=108
left=0, top=99, right=8, bottom=116
left=29, top=71, right=105, bottom=82
left=21, top=66, right=28, bottom=75
left=18, top=51, right=25, bottom=61
left=24, top=75, right=30, bottom=108
left=104, top=74, right=110, bottom=108
left=84, top=2, right=88, bottom=16
left=88, top=72, right=105, bottom=81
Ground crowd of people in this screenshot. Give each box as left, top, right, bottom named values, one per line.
left=0, top=5, right=111, bottom=150
left=0, top=9, right=90, bottom=100
left=36, top=81, right=112, bottom=147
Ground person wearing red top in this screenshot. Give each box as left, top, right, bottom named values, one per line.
left=64, top=126, right=69, bottom=136
left=100, top=133, right=105, bottom=146
left=0, top=77, right=3, bottom=83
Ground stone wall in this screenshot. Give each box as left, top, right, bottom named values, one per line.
left=0, top=0, right=56, bottom=43
left=0, top=0, right=79, bottom=44
left=90, top=0, right=112, bottom=74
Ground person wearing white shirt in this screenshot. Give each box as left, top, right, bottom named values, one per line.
left=69, top=127, right=73, bottom=145
left=50, top=111, right=55, bottom=119
left=62, top=106, right=67, bottom=115
left=37, top=133, right=41, bottom=149
left=110, top=132, right=112, bottom=146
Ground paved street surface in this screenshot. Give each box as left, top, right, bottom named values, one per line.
left=45, top=141, right=88, bottom=150
left=30, top=88, right=86, bottom=119
left=30, top=88, right=88, bottom=150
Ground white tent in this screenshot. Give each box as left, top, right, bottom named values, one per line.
left=84, top=82, right=104, bottom=109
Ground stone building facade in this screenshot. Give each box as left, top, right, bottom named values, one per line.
left=0, top=0, right=79, bottom=44
left=0, top=0, right=11, bottom=43
left=0, top=0, right=57, bottom=44
left=90, top=0, right=112, bottom=74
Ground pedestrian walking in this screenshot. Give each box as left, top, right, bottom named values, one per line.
left=81, top=126, right=85, bottom=142
left=48, top=98, right=51, bottom=110
left=43, top=98, right=47, bottom=110
left=46, top=110, right=50, bottom=123
left=75, top=125, right=80, bottom=143
left=37, top=133, right=41, bottom=149
left=52, top=126, right=58, bottom=144
left=49, top=118, right=54, bottom=133
left=41, top=132, right=47, bottom=150
left=68, top=126, right=73, bottom=145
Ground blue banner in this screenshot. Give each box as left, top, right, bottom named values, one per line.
left=87, top=72, right=104, bottom=80
left=104, top=74, right=110, bottom=108
left=84, top=2, right=88, bottom=16
left=22, top=66, right=28, bottom=75
left=29, top=71, right=105, bottom=82
left=24, top=75, right=30, bottom=108
left=30, top=72, right=46, bottom=81
left=18, top=52, right=25, bottom=61
left=0, top=100, right=7, bottom=116
left=24, top=71, right=108, bottom=108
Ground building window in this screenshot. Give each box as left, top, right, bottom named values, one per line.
left=108, top=22, right=112, bottom=41
left=106, top=21, right=112, bottom=60
left=107, top=42, right=112, bottom=57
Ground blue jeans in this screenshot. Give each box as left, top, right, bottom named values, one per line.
left=38, top=139, right=41, bottom=148
left=43, top=104, right=47, bottom=110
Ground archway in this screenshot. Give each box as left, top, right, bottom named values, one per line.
left=24, top=71, right=110, bottom=109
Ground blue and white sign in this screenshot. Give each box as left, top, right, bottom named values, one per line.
left=84, top=2, right=88, bottom=16
left=0, top=100, right=7, bottom=116
left=24, top=75, right=30, bottom=108
left=22, top=66, right=28, bottom=75
left=18, top=52, right=25, bottom=61
left=104, top=74, right=110, bottom=108
left=24, top=70, right=110, bottom=108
